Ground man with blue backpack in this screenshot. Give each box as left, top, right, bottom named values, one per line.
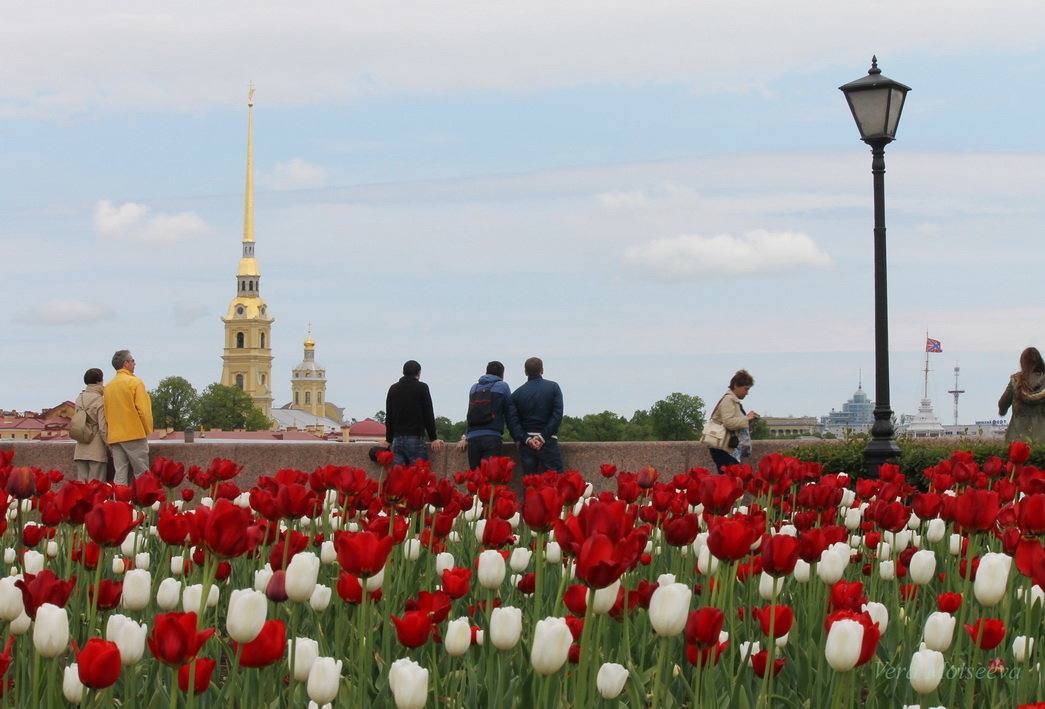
left=456, top=361, right=518, bottom=469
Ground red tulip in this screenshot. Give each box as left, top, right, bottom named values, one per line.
left=190, top=499, right=262, bottom=559
left=964, top=618, right=1006, bottom=650
left=440, top=568, right=472, bottom=599
left=334, top=530, right=394, bottom=578
left=404, top=591, right=453, bottom=625
left=391, top=611, right=433, bottom=648
left=563, top=585, right=588, bottom=616
left=15, top=569, right=76, bottom=619
left=150, top=458, right=186, bottom=488
left=206, top=458, right=243, bottom=481
left=707, top=516, right=762, bottom=562
left=235, top=620, right=286, bottom=668
left=699, top=475, right=744, bottom=514
left=336, top=572, right=382, bottom=604
left=686, top=641, right=728, bottom=667
left=178, top=658, right=216, bottom=694
left=130, top=472, right=166, bottom=507
left=5, top=467, right=37, bottom=498
left=684, top=607, right=725, bottom=648
left=76, top=638, right=122, bottom=689
left=761, top=534, right=800, bottom=577
left=750, top=650, right=786, bottom=677
left=84, top=500, right=139, bottom=547
left=1017, top=494, right=1045, bottom=535
left=89, top=580, right=123, bottom=611
left=522, top=487, right=562, bottom=533
left=753, top=605, right=794, bottom=638
left=574, top=530, right=648, bottom=589
left=147, top=612, right=215, bottom=666
left=953, top=489, right=1000, bottom=533
left=937, top=592, right=963, bottom=613
left=157, top=505, right=189, bottom=546
left=662, top=515, right=700, bottom=547
left=1009, top=441, right=1031, bottom=465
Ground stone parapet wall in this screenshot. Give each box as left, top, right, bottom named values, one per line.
left=1, top=439, right=820, bottom=489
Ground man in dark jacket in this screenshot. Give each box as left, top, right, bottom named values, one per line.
left=509, top=357, right=564, bottom=474
left=456, top=361, right=519, bottom=469
left=383, top=360, right=443, bottom=465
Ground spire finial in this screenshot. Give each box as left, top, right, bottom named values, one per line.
left=869, top=56, right=881, bottom=75
left=243, top=84, right=255, bottom=244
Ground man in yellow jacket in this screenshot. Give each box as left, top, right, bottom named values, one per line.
left=104, top=349, right=153, bottom=485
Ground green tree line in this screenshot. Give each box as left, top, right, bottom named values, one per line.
left=150, top=376, right=271, bottom=432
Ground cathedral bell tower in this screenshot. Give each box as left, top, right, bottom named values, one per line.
left=220, top=86, right=274, bottom=418
left=291, top=329, right=327, bottom=418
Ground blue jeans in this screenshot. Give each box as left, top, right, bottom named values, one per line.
left=392, top=437, right=428, bottom=466
left=519, top=437, right=564, bottom=475
left=709, top=446, right=740, bottom=473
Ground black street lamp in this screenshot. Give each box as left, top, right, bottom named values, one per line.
left=839, top=57, right=911, bottom=477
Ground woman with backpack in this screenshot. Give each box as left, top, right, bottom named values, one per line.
left=71, top=368, right=109, bottom=480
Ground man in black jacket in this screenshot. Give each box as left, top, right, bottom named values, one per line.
left=383, top=360, right=443, bottom=465
left=509, top=357, right=564, bottom=475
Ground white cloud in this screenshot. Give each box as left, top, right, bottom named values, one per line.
left=173, top=301, right=209, bottom=327
left=92, top=200, right=210, bottom=244
left=260, top=158, right=328, bottom=190
left=15, top=300, right=114, bottom=326
left=624, top=229, right=833, bottom=281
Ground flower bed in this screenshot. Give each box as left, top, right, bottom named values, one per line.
left=0, top=443, right=1042, bottom=708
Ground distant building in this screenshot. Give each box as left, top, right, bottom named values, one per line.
left=344, top=418, right=386, bottom=443
left=762, top=417, right=822, bottom=437
left=0, top=405, right=72, bottom=441
left=820, top=383, right=875, bottom=436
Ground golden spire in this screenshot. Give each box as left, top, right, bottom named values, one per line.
left=243, top=82, right=256, bottom=244
left=305, top=322, right=315, bottom=349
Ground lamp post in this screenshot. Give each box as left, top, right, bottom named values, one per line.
left=839, top=57, right=911, bottom=477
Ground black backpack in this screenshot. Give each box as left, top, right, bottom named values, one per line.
left=466, top=387, right=495, bottom=427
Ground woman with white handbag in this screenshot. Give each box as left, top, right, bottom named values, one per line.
left=702, top=370, right=759, bottom=472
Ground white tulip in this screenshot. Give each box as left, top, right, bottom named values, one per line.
left=509, top=547, right=532, bottom=573
left=545, top=542, right=562, bottom=564
left=254, top=565, right=274, bottom=593
left=226, top=588, right=267, bottom=643
left=306, top=657, right=343, bottom=705
left=490, top=606, right=523, bottom=650
left=591, top=580, right=621, bottom=615
left=861, top=602, right=889, bottom=634
left=23, top=550, right=44, bottom=575
left=309, top=585, right=332, bottom=612
left=288, top=637, right=320, bottom=682
left=648, top=583, right=691, bottom=637
left=907, top=512, right=922, bottom=530
left=0, top=577, right=24, bottom=621
left=105, top=614, right=147, bottom=665
left=182, top=583, right=219, bottom=614
left=402, top=539, right=421, bottom=562
left=596, top=662, right=629, bottom=699
left=908, top=549, right=937, bottom=586
left=122, top=569, right=152, bottom=611
left=530, top=618, right=573, bottom=675
left=120, top=532, right=142, bottom=558
left=974, top=552, right=1012, bottom=607
left=759, top=572, right=785, bottom=601
left=320, top=540, right=337, bottom=564
left=696, top=545, right=720, bottom=575
left=879, top=560, right=896, bottom=581
left=793, top=559, right=811, bottom=583
left=824, top=619, right=864, bottom=672
left=33, top=603, right=69, bottom=658
left=134, top=552, right=151, bottom=571
left=45, top=541, right=59, bottom=559
left=817, top=547, right=848, bottom=585
left=170, top=556, right=188, bottom=576
left=9, top=610, right=30, bottom=635
left=477, top=550, right=506, bottom=590
left=843, top=507, right=862, bottom=530
left=63, top=664, right=84, bottom=703
left=388, top=657, right=429, bottom=709
left=365, top=567, right=385, bottom=592
left=286, top=552, right=321, bottom=603
left=948, top=534, right=964, bottom=556
left=925, top=518, right=946, bottom=543
left=909, top=648, right=945, bottom=694
left=156, top=577, right=181, bottom=610
left=922, top=612, right=956, bottom=652
left=1013, top=635, right=1035, bottom=663
left=443, top=617, right=472, bottom=657
left=435, top=552, right=455, bottom=576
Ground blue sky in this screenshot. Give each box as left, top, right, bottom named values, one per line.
left=3, top=2, right=1044, bottom=427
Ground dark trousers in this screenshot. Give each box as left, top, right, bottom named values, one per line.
left=519, top=438, right=564, bottom=475
left=709, top=446, right=740, bottom=473
left=467, top=435, right=504, bottom=470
